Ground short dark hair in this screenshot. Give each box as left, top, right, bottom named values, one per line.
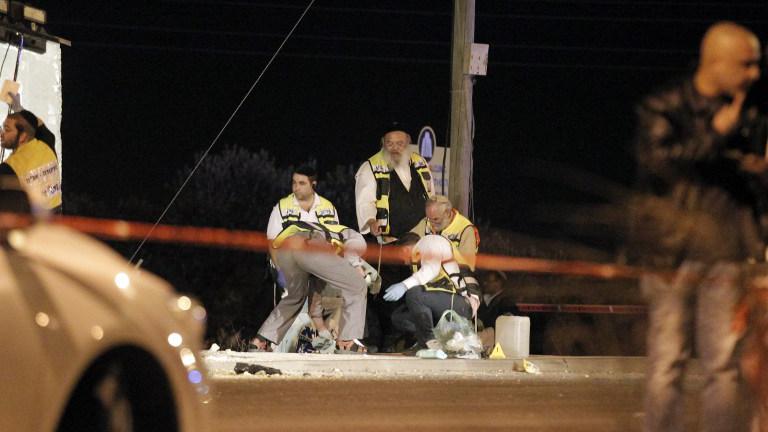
left=294, top=165, right=317, bottom=183
left=8, top=111, right=37, bottom=138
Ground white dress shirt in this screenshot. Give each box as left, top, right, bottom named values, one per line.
left=354, top=151, right=434, bottom=234
left=266, top=193, right=329, bottom=240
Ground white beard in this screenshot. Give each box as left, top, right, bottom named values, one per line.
left=383, top=150, right=412, bottom=190
left=383, top=150, right=410, bottom=172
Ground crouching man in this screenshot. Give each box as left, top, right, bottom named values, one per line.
left=251, top=221, right=368, bottom=353
left=383, top=234, right=481, bottom=352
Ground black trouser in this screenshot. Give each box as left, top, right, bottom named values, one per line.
left=391, top=286, right=472, bottom=347
left=365, top=263, right=410, bottom=350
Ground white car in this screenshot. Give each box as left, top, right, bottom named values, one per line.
left=0, top=219, right=212, bottom=431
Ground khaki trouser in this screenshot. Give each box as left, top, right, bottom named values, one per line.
left=259, top=248, right=366, bottom=343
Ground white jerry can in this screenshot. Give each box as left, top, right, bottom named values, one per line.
left=495, top=315, right=531, bottom=358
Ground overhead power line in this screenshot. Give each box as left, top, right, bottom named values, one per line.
left=52, top=21, right=449, bottom=47
left=509, top=0, right=767, bottom=6
left=77, top=41, right=686, bottom=71
left=158, top=1, right=453, bottom=16
left=58, top=22, right=697, bottom=55
left=158, top=0, right=767, bottom=21
left=477, top=13, right=768, bottom=24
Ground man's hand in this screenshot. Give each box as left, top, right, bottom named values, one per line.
left=366, top=219, right=382, bottom=236
left=712, top=92, right=746, bottom=136
left=383, top=282, right=408, bottom=302
left=7, top=91, right=22, bottom=112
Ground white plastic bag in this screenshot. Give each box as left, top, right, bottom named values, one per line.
left=432, top=310, right=483, bottom=358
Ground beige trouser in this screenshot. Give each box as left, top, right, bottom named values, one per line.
left=258, top=248, right=366, bottom=343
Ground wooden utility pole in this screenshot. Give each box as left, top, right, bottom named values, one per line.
left=448, top=0, right=475, bottom=217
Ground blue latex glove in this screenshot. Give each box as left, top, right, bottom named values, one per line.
left=276, top=269, right=286, bottom=288
left=383, top=282, right=408, bottom=302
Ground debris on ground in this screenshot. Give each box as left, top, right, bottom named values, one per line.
left=523, top=359, right=541, bottom=375
left=416, top=349, right=448, bottom=359
left=233, top=362, right=282, bottom=376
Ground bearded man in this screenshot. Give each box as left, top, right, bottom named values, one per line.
left=355, top=122, right=434, bottom=244
left=354, top=122, right=434, bottom=352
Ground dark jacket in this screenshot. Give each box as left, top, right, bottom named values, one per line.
left=630, top=78, right=764, bottom=267
left=478, top=291, right=520, bottom=329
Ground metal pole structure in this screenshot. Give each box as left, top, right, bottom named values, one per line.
left=448, top=0, right=474, bottom=216
left=0, top=33, right=24, bottom=162
left=12, top=33, right=24, bottom=83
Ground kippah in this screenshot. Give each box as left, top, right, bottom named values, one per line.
left=382, top=121, right=410, bottom=137
left=17, top=110, right=38, bottom=135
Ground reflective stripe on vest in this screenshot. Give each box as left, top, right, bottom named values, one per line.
left=424, top=211, right=479, bottom=270
left=367, top=151, right=432, bottom=235
left=410, top=241, right=474, bottom=294
left=5, top=139, right=61, bottom=210
left=425, top=211, right=478, bottom=251
left=272, top=221, right=348, bottom=252
left=278, top=194, right=338, bottom=228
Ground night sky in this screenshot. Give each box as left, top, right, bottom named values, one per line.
left=30, top=1, right=768, bottom=244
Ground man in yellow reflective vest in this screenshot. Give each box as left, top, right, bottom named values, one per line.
left=385, top=195, right=481, bottom=351
left=354, top=122, right=435, bottom=352
left=265, top=165, right=339, bottom=239
left=252, top=166, right=368, bottom=352
left=0, top=105, right=61, bottom=213
left=354, top=122, right=434, bottom=243
left=253, top=221, right=369, bottom=353
left=383, top=234, right=481, bottom=352
left=405, top=195, right=479, bottom=270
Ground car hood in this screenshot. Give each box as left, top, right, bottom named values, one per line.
left=7, top=222, right=205, bottom=343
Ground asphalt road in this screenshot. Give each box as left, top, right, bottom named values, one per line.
left=209, top=373, right=702, bottom=431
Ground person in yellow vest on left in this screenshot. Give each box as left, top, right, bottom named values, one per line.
left=0, top=92, right=61, bottom=213
left=265, top=165, right=339, bottom=239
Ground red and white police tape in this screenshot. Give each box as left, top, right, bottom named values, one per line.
left=0, top=212, right=647, bottom=314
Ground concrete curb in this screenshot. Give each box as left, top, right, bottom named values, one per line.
left=202, top=350, right=656, bottom=377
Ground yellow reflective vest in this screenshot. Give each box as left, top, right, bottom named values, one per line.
left=423, top=210, right=479, bottom=271
left=367, top=151, right=432, bottom=235
left=411, top=240, right=477, bottom=295
left=274, top=194, right=345, bottom=251
left=277, top=194, right=339, bottom=228
left=5, top=138, right=61, bottom=210
left=272, top=221, right=349, bottom=253
left=425, top=211, right=478, bottom=249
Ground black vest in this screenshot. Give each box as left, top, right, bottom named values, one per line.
left=388, top=165, right=428, bottom=238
